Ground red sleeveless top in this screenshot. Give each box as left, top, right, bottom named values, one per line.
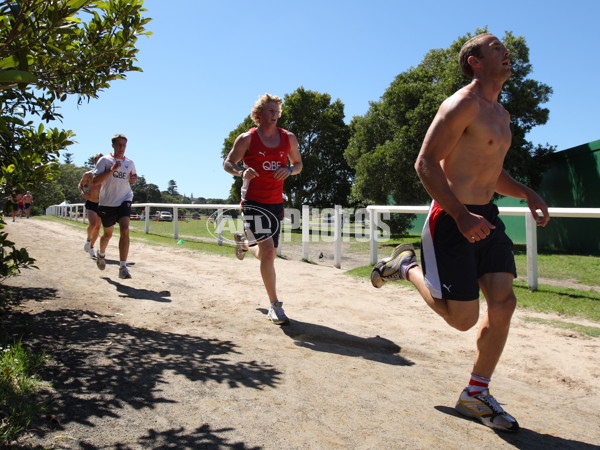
left=241, top=127, right=290, bottom=204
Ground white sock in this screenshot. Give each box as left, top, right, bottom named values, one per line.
left=120, top=261, right=127, bottom=267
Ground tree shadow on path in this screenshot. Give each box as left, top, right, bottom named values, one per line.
left=7, top=303, right=281, bottom=448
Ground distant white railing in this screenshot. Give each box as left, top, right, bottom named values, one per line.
left=46, top=202, right=600, bottom=291
left=45, top=202, right=241, bottom=245
left=367, top=205, right=600, bottom=291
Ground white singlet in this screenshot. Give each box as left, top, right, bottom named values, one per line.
left=95, top=154, right=136, bottom=207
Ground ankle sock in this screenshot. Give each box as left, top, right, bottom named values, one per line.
left=403, top=262, right=417, bottom=280
left=467, top=373, right=490, bottom=396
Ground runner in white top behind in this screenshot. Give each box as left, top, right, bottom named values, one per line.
left=92, top=134, right=137, bottom=279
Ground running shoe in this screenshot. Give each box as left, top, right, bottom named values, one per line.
left=88, top=247, right=96, bottom=258
left=370, top=244, right=417, bottom=288
left=119, top=265, right=132, bottom=279
left=234, top=232, right=248, bottom=260
left=455, top=388, right=520, bottom=432
left=267, top=301, right=290, bottom=325
left=84, top=240, right=91, bottom=253
left=96, top=251, right=106, bottom=271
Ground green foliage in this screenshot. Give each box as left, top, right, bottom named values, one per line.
left=346, top=29, right=555, bottom=233
left=0, top=218, right=36, bottom=282
left=0, top=339, right=49, bottom=444
left=131, top=175, right=162, bottom=204
left=0, top=0, right=152, bottom=190
left=221, top=116, right=257, bottom=204
left=0, top=0, right=152, bottom=102
left=167, top=179, right=179, bottom=196
left=63, top=152, right=74, bottom=164
left=0, top=116, right=75, bottom=194
left=279, top=88, right=353, bottom=209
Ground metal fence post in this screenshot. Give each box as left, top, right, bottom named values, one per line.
left=334, top=205, right=342, bottom=268
left=173, top=206, right=179, bottom=240
left=144, top=206, right=150, bottom=234
left=217, top=208, right=224, bottom=246
left=302, top=205, right=310, bottom=261
left=369, top=208, right=377, bottom=265
left=525, top=212, right=539, bottom=291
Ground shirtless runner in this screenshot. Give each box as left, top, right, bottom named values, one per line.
left=371, top=33, right=549, bottom=432
left=78, top=153, right=103, bottom=257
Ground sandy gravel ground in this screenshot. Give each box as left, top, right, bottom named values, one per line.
left=3, top=218, right=599, bottom=449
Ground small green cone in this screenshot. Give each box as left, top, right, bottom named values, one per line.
left=177, top=239, right=185, bottom=244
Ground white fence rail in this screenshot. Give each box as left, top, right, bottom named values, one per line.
left=46, top=202, right=241, bottom=245
left=46, top=202, right=600, bottom=291
left=367, top=205, right=600, bottom=291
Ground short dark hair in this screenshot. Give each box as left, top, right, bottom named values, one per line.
left=458, top=33, right=492, bottom=78
left=111, top=134, right=128, bottom=144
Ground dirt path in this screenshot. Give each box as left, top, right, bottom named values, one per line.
left=3, top=218, right=599, bottom=449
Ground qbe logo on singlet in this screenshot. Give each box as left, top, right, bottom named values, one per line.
left=262, top=161, right=282, bottom=171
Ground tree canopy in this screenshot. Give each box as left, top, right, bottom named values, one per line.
left=0, top=0, right=151, bottom=193
left=345, top=29, right=554, bottom=221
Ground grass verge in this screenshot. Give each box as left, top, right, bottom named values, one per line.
left=0, top=339, right=49, bottom=445
left=346, top=265, right=600, bottom=337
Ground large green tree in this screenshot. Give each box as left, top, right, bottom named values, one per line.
left=346, top=29, right=554, bottom=232
left=166, top=179, right=179, bottom=196
left=33, top=162, right=86, bottom=209
left=278, top=88, right=352, bottom=209
left=130, top=175, right=161, bottom=203
left=221, top=88, right=352, bottom=209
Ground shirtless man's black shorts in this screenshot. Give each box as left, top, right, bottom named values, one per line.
left=421, top=202, right=517, bottom=301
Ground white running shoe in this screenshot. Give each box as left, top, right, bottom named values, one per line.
left=119, top=265, right=132, bottom=279
left=84, top=241, right=91, bottom=253
left=370, top=244, right=417, bottom=288
left=96, top=251, right=106, bottom=271
left=267, top=301, right=289, bottom=325
left=234, top=232, right=248, bottom=260
left=455, top=388, right=519, bottom=432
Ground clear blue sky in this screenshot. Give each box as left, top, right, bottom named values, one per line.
left=58, top=0, right=600, bottom=200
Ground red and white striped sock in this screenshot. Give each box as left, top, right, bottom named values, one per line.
left=467, top=373, right=490, bottom=396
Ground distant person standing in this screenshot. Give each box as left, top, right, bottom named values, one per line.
left=7, top=189, right=18, bottom=222
left=78, top=153, right=103, bottom=257
left=223, top=93, right=303, bottom=325
left=93, top=135, right=137, bottom=279
left=15, top=191, right=24, bottom=218
left=22, top=191, right=33, bottom=218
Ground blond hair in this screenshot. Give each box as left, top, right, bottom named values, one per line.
left=250, top=93, right=282, bottom=125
